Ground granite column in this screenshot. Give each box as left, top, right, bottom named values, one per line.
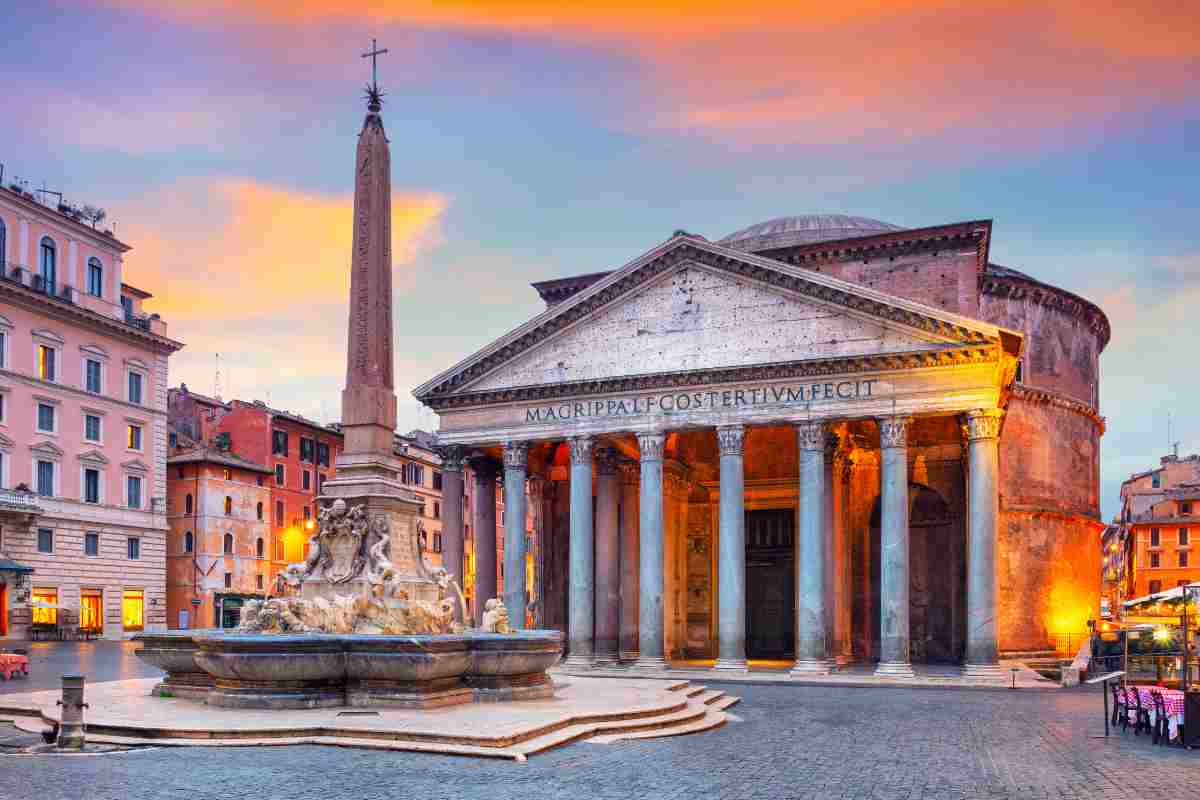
left=439, top=445, right=467, bottom=624
left=594, top=448, right=621, bottom=663
left=636, top=431, right=667, bottom=670
left=875, top=417, right=914, bottom=677
left=502, top=441, right=529, bottom=631
left=964, top=409, right=1004, bottom=676
left=469, top=456, right=500, bottom=627
left=618, top=461, right=640, bottom=661
left=793, top=421, right=833, bottom=674
left=714, top=425, right=748, bottom=673
left=564, top=436, right=595, bottom=668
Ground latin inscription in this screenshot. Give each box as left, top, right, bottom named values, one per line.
left=524, top=379, right=880, bottom=424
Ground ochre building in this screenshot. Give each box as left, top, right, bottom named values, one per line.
left=416, top=215, right=1108, bottom=674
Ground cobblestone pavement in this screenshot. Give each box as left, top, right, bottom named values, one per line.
left=2, top=681, right=1198, bottom=800
left=0, top=641, right=161, bottom=694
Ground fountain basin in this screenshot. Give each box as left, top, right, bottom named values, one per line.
left=137, top=630, right=564, bottom=710
left=132, top=630, right=219, bottom=701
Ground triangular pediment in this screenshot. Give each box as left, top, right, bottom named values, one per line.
left=415, top=235, right=1009, bottom=404
left=77, top=449, right=109, bottom=465
left=122, top=458, right=149, bottom=473
left=30, top=440, right=65, bottom=458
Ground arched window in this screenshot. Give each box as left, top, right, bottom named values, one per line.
left=87, top=257, right=104, bottom=297
left=224, top=496, right=233, bottom=515
left=39, top=236, right=57, bottom=292
left=223, top=533, right=233, bottom=554
left=256, top=537, right=264, bottom=559
left=184, top=531, right=193, bottom=553
left=256, top=501, right=263, bottom=521
left=185, top=494, right=193, bottom=515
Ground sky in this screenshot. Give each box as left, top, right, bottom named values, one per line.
left=2, top=0, right=1197, bottom=520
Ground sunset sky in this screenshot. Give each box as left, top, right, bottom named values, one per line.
left=3, top=1, right=1197, bottom=517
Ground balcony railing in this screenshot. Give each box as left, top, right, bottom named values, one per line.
left=4, top=266, right=79, bottom=305
left=0, top=487, right=42, bottom=517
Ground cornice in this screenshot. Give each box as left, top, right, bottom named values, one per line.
left=980, top=268, right=1110, bottom=350
left=1, top=187, right=132, bottom=252
left=422, top=344, right=998, bottom=411
left=415, top=236, right=1001, bottom=404
left=1009, top=383, right=1105, bottom=434
left=0, top=279, right=182, bottom=353
left=754, top=220, right=992, bottom=275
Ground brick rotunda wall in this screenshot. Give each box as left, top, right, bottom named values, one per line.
left=980, top=269, right=1108, bottom=654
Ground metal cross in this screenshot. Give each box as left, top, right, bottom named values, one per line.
left=362, top=38, right=388, bottom=88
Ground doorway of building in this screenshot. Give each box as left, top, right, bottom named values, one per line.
left=0, top=584, right=7, bottom=638
left=745, top=508, right=795, bottom=659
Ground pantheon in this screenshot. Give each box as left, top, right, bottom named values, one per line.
left=416, top=214, right=1108, bottom=676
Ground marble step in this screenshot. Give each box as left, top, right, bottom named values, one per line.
left=589, top=710, right=728, bottom=743
left=694, top=689, right=727, bottom=706
left=512, top=703, right=714, bottom=755
left=682, top=684, right=708, bottom=699
left=710, top=694, right=741, bottom=711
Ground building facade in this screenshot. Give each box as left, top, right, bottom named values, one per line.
left=168, top=387, right=342, bottom=617
left=0, top=184, right=182, bottom=640
left=1115, top=453, right=1200, bottom=602
left=416, top=215, right=1109, bottom=673
left=165, top=444, right=272, bottom=629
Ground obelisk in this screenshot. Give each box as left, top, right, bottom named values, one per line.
left=315, top=58, right=436, bottom=603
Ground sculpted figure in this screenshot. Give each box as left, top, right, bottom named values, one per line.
left=237, top=597, right=314, bottom=633
left=481, top=598, right=513, bottom=634
left=362, top=514, right=395, bottom=587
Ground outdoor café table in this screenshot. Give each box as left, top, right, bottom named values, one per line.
left=1126, top=686, right=1185, bottom=740
left=0, top=652, right=29, bottom=680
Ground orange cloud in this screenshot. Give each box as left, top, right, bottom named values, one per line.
left=121, top=178, right=445, bottom=321
left=116, top=177, right=445, bottom=418
left=103, top=1, right=1200, bottom=147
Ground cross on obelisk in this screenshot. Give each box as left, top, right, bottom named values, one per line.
left=362, top=38, right=388, bottom=89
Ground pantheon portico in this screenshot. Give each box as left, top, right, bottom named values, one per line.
left=416, top=216, right=1107, bottom=677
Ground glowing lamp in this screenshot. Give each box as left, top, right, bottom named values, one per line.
left=1154, top=627, right=1172, bottom=643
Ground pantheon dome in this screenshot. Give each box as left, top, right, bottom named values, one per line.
left=719, top=214, right=905, bottom=253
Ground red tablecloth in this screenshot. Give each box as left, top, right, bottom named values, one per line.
left=0, top=653, right=28, bottom=679
left=1124, top=686, right=1184, bottom=738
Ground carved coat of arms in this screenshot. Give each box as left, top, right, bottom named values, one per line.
left=300, top=499, right=374, bottom=584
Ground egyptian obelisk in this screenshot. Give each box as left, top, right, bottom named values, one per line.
left=316, top=48, right=436, bottom=603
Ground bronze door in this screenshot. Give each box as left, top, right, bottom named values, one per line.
left=745, top=509, right=795, bottom=659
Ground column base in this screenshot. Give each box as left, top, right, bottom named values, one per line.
left=712, top=657, right=748, bottom=673
left=790, top=658, right=835, bottom=676
left=873, top=661, right=916, bottom=678
left=560, top=654, right=595, bottom=670
left=961, top=662, right=1008, bottom=680
left=633, top=656, right=669, bottom=672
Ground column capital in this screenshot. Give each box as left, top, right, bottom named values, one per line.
left=637, top=431, right=665, bottom=462
left=468, top=454, right=501, bottom=481
left=437, top=444, right=467, bottom=473
left=716, top=424, right=746, bottom=456
left=617, top=460, right=640, bottom=486
left=877, top=416, right=911, bottom=449
left=595, top=446, right=619, bottom=476
left=502, top=440, right=529, bottom=469
left=796, top=420, right=826, bottom=452
left=963, top=409, right=1005, bottom=442
left=568, top=435, right=594, bottom=465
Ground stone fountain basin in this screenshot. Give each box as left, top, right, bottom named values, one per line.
left=132, top=630, right=222, bottom=699
left=136, top=629, right=564, bottom=709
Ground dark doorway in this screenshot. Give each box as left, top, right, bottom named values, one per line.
left=745, top=509, right=795, bottom=659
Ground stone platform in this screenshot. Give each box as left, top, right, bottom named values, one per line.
left=556, top=658, right=1059, bottom=691
left=0, top=676, right=739, bottom=760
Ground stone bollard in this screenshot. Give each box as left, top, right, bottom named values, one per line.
left=55, top=674, right=88, bottom=749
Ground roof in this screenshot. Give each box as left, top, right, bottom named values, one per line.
left=168, top=447, right=273, bottom=474
left=719, top=214, right=904, bottom=252
left=0, top=185, right=133, bottom=252
left=121, top=282, right=153, bottom=299
left=416, top=230, right=1020, bottom=406
left=983, top=262, right=1110, bottom=349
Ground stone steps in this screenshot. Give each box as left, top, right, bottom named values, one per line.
left=5, top=679, right=741, bottom=760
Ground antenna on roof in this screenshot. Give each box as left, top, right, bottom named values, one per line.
left=214, top=353, right=223, bottom=401
left=1169, top=412, right=1181, bottom=459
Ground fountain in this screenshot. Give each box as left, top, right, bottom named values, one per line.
left=135, top=498, right=562, bottom=709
